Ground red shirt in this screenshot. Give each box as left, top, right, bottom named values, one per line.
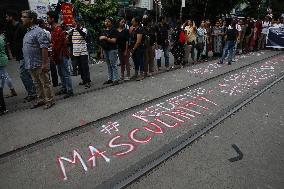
left=51, top=25, right=69, bottom=64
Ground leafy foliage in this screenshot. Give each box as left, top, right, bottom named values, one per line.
left=72, top=0, right=118, bottom=52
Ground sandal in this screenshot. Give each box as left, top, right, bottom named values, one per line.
left=43, top=102, right=55, bottom=110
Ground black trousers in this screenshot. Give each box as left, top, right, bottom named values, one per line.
left=50, top=60, right=59, bottom=86
left=0, top=88, right=6, bottom=111
left=72, top=55, right=91, bottom=84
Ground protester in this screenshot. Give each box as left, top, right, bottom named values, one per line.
left=69, top=17, right=91, bottom=89
left=38, top=18, right=60, bottom=88
left=117, top=17, right=130, bottom=81
left=171, top=21, right=185, bottom=67
left=218, top=20, right=238, bottom=65
left=47, top=11, right=74, bottom=98
left=142, top=15, right=155, bottom=77
left=211, top=20, right=224, bottom=57
left=184, top=20, right=197, bottom=63
left=6, top=10, right=36, bottom=101
left=258, top=16, right=271, bottom=50
left=21, top=10, right=55, bottom=109
left=156, top=16, right=170, bottom=71
left=0, top=26, right=9, bottom=115
left=196, top=21, right=208, bottom=62
left=129, top=16, right=145, bottom=81
left=99, top=16, right=119, bottom=85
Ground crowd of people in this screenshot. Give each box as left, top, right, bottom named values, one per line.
left=0, top=9, right=283, bottom=115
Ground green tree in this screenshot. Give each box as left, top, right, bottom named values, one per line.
left=72, top=0, right=118, bottom=53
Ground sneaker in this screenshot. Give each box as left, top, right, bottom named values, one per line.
left=112, top=81, right=119, bottom=86
left=136, top=75, right=144, bottom=81
left=124, top=77, right=130, bottom=81
left=103, top=80, right=113, bottom=85
left=0, top=109, right=8, bottom=116
left=228, top=61, right=232, bottom=65
left=130, top=75, right=138, bottom=80
left=166, top=67, right=170, bottom=72
left=84, top=83, right=91, bottom=89
left=232, top=59, right=236, bottom=62
left=63, top=92, right=74, bottom=99
left=217, top=61, right=223, bottom=64
left=55, top=90, right=67, bottom=96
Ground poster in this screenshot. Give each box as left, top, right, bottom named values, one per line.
left=28, top=0, right=49, bottom=20
left=266, top=27, right=284, bottom=49
left=61, top=2, right=74, bottom=25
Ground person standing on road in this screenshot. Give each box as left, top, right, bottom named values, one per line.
left=6, top=10, right=36, bottom=101
left=69, top=17, right=91, bottom=89
left=196, top=21, right=208, bottom=62
left=0, top=26, right=9, bottom=115
left=258, top=16, right=271, bottom=50
left=117, top=17, right=130, bottom=81
left=129, top=16, right=145, bottom=81
left=142, top=15, right=155, bottom=77
left=212, top=20, right=224, bottom=57
left=218, top=20, right=238, bottom=65
left=47, top=11, right=74, bottom=98
left=184, top=20, right=197, bottom=63
left=171, top=21, right=185, bottom=67
left=21, top=10, right=55, bottom=109
left=156, top=16, right=170, bottom=71
left=99, top=16, right=119, bottom=85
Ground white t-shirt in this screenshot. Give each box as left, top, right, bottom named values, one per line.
left=262, top=21, right=271, bottom=34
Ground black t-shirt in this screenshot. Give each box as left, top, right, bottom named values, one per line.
left=143, top=24, right=156, bottom=46
left=129, top=26, right=143, bottom=48
left=100, top=27, right=118, bottom=50
left=117, top=28, right=129, bottom=51
left=226, top=27, right=238, bottom=41
left=156, top=23, right=170, bottom=46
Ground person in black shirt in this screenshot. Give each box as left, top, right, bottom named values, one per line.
left=156, top=16, right=170, bottom=71
left=117, top=17, right=130, bottom=81
left=6, top=10, right=36, bottom=101
left=99, top=17, right=119, bottom=85
left=218, top=20, right=238, bottom=65
left=129, top=16, right=145, bottom=81
left=142, top=15, right=155, bottom=77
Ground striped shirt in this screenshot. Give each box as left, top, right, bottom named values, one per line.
left=71, top=28, right=88, bottom=56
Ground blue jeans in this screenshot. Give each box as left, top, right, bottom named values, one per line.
left=220, top=41, right=235, bottom=64
left=19, top=59, right=36, bottom=97
left=0, top=66, right=14, bottom=89
left=104, top=49, right=119, bottom=81
left=132, top=47, right=145, bottom=73
left=157, top=46, right=170, bottom=68
left=57, top=57, right=73, bottom=93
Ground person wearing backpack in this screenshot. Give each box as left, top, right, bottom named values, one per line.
left=142, top=15, right=155, bottom=77
left=171, top=21, right=185, bottom=68
left=69, top=17, right=91, bottom=89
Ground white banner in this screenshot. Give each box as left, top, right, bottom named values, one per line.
left=28, top=0, right=49, bottom=20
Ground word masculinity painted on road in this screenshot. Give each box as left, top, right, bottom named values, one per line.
left=56, top=56, right=283, bottom=181
left=57, top=88, right=218, bottom=181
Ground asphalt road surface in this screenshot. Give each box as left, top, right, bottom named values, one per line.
left=0, top=50, right=283, bottom=189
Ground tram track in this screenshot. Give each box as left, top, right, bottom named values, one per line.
left=0, top=53, right=283, bottom=181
